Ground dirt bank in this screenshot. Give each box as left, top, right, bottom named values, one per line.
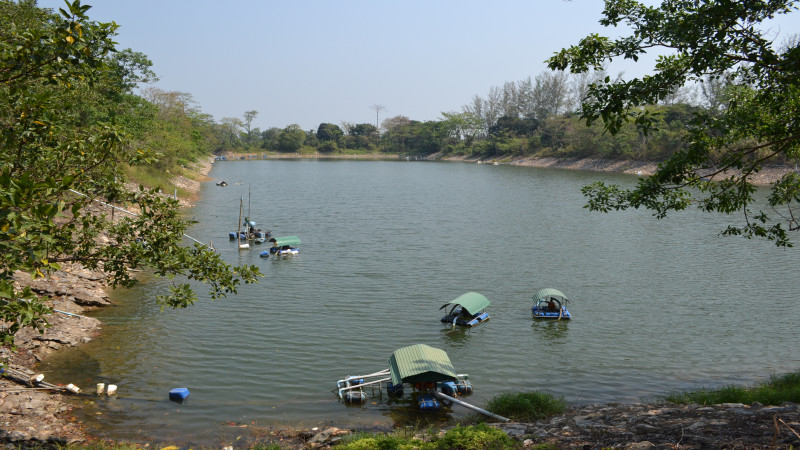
left=444, top=154, right=794, bottom=186
left=0, top=157, right=217, bottom=446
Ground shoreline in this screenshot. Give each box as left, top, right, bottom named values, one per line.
left=219, top=151, right=794, bottom=186
left=2, top=154, right=797, bottom=447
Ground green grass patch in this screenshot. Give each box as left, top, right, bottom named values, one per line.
left=435, top=423, right=516, bottom=449
left=485, top=391, right=566, bottom=422
left=335, top=423, right=519, bottom=450
left=660, top=370, right=800, bottom=405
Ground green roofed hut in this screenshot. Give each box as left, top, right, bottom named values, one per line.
left=336, top=344, right=494, bottom=415
left=531, top=288, right=572, bottom=320
left=389, top=344, right=473, bottom=409
left=265, top=235, right=301, bottom=257
left=439, top=292, right=491, bottom=327
left=388, top=344, right=457, bottom=386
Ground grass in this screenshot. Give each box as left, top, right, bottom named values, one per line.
left=485, top=391, right=567, bottom=422
left=660, top=370, right=800, bottom=405
left=335, top=423, right=521, bottom=450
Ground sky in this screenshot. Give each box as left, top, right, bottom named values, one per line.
left=36, top=0, right=800, bottom=132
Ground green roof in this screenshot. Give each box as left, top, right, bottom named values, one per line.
left=439, top=292, right=491, bottom=315
left=270, top=236, right=301, bottom=247
left=389, top=344, right=457, bottom=385
left=532, top=288, right=569, bottom=303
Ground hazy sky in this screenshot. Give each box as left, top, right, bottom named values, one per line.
left=36, top=0, right=799, bottom=132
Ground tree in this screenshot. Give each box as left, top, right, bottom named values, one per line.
left=381, top=115, right=413, bottom=153
left=350, top=123, right=378, bottom=149
left=488, top=115, right=539, bottom=138
left=276, top=124, right=306, bottom=152
left=317, top=123, right=343, bottom=142
left=547, top=0, right=800, bottom=247
left=242, top=110, right=258, bottom=144
left=219, top=117, right=244, bottom=149
left=440, top=111, right=484, bottom=146
left=0, top=0, right=260, bottom=344
left=259, top=127, right=281, bottom=150
left=525, top=71, right=571, bottom=121
left=106, top=48, right=159, bottom=92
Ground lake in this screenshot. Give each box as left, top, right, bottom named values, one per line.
left=42, top=159, right=800, bottom=444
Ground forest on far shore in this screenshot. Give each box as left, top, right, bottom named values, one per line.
left=220, top=72, right=752, bottom=165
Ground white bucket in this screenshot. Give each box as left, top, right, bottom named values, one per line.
left=31, top=373, right=45, bottom=384
left=96, top=383, right=105, bottom=394
left=106, top=384, right=117, bottom=396
left=66, top=383, right=81, bottom=394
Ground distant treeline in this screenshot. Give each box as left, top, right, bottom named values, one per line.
left=223, top=70, right=786, bottom=164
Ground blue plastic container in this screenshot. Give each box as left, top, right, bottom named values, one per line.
left=418, top=394, right=440, bottom=410
left=456, top=380, right=473, bottom=395
left=169, top=387, right=190, bottom=401
left=440, top=381, right=457, bottom=396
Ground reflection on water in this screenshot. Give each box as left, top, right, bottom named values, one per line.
left=531, top=320, right=570, bottom=342
left=439, top=325, right=474, bottom=347
left=40, top=160, right=800, bottom=445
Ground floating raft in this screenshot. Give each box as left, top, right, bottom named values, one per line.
left=531, top=287, right=572, bottom=320
left=439, top=292, right=491, bottom=327
left=335, top=344, right=507, bottom=420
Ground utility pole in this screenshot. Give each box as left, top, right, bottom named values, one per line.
left=370, top=104, right=385, bottom=147
left=370, top=104, right=385, bottom=131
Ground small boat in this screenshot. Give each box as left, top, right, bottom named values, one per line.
left=439, top=292, right=491, bottom=327
left=531, top=288, right=572, bottom=320
left=268, top=235, right=301, bottom=256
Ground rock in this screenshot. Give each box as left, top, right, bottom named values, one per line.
left=487, top=401, right=800, bottom=449
left=626, top=442, right=655, bottom=449
left=307, top=427, right=350, bottom=445
left=6, top=431, right=29, bottom=442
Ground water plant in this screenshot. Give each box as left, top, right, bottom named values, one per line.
left=485, top=391, right=567, bottom=422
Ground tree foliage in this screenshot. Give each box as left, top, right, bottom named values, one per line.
left=547, top=0, right=800, bottom=246
left=0, top=0, right=260, bottom=344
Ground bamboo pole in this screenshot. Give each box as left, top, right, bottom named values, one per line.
left=434, top=391, right=510, bottom=422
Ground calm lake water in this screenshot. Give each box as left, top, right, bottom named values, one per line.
left=43, top=159, right=800, bottom=444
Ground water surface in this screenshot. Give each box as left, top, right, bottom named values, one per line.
left=43, top=160, right=800, bottom=444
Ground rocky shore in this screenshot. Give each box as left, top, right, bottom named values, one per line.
left=300, top=401, right=800, bottom=449
left=451, top=154, right=794, bottom=186
left=1, top=154, right=797, bottom=448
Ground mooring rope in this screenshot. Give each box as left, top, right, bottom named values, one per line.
left=68, top=188, right=212, bottom=250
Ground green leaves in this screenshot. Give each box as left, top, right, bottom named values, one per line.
left=550, top=0, right=800, bottom=246
left=0, top=283, right=52, bottom=346
left=0, top=0, right=262, bottom=344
